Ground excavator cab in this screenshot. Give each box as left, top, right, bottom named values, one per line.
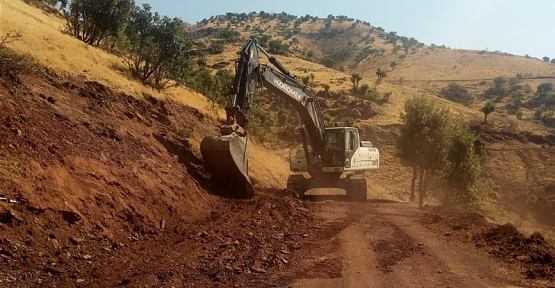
left=290, top=127, right=379, bottom=174
left=321, top=127, right=379, bottom=173
left=321, top=128, right=347, bottom=168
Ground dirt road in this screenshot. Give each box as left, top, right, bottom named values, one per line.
left=287, top=197, right=531, bottom=288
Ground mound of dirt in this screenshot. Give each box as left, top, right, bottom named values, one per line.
left=422, top=206, right=555, bottom=280
left=0, top=70, right=319, bottom=287
left=477, top=223, right=555, bottom=280
left=421, top=205, right=492, bottom=238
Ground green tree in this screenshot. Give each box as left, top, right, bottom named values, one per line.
left=123, top=4, right=194, bottom=90
left=268, top=39, right=289, bottom=55
left=543, top=56, right=550, bottom=62
left=441, top=126, right=485, bottom=208
left=396, top=96, right=451, bottom=207
left=534, top=82, right=555, bottom=107
left=481, top=101, right=496, bottom=123
left=323, top=83, right=330, bottom=93
left=506, top=92, right=522, bottom=115
left=66, top=0, right=134, bottom=46
left=351, top=73, right=362, bottom=89
left=301, top=75, right=311, bottom=86
left=209, top=40, right=225, bottom=54
left=359, top=84, right=370, bottom=102
left=376, top=68, right=387, bottom=80
left=493, top=76, right=506, bottom=88
left=390, top=61, right=397, bottom=70
left=537, top=82, right=553, bottom=96
left=258, top=34, right=272, bottom=47
left=319, top=56, right=338, bottom=69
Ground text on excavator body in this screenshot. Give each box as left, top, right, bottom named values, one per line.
left=273, top=78, right=303, bottom=101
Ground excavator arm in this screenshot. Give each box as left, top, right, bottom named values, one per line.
left=200, top=38, right=327, bottom=198
left=258, top=65, right=326, bottom=157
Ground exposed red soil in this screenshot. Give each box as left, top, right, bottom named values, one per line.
left=0, top=70, right=318, bottom=287
left=477, top=223, right=555, bottom=280
left=422, top=205, right=555, bottom=281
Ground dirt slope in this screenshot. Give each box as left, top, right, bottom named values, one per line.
left=0, top=70, right=318, bottom=287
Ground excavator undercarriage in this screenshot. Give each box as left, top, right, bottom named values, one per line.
left=287, top=173, right=367, bottom=201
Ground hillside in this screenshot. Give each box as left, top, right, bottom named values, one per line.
left=2, top=0, right=554, bottom=232
left=193, top=12, right=555, bottom=240
left=1, top=1, right=555, bottom=286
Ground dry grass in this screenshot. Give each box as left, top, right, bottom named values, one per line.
left=0, top=0, right=216, bottom=115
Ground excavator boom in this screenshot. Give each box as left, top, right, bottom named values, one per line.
left=200, top=38, right=337, bottom=198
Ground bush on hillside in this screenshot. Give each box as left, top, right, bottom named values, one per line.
left=123, top=4, right=195, bottom=91
left=483, top=76, right=509, bottom=100
left=268, top=39, right=289, bottom=55
left=0, top=32, right=41, bottom=77
left=320, top=56, right=339, bottom=70
left=440, top=82, right=473, bottom=106
left=209, top=40, right=225, bottom=54
left=527, top=82, right=555, bottom=109
left=65, top=0, right=134, bottom=46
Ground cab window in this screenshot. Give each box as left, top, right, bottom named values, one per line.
left=346, top=131, right=357, bottom=151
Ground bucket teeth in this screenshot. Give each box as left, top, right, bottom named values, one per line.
left=200, top=134, right=254, bottom=198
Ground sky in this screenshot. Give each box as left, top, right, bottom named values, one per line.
left=139, top=0, right=555, bottom=59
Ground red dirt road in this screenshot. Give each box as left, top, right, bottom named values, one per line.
left=289, top=200, right=523, bottom=288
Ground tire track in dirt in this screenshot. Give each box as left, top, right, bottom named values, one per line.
left=375, top=205, right=523, bottom=287
left=289, top=199, right=530, bottom=288
left=291, top=201, right=381, bottom=288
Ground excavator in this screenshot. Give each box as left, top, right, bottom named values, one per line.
left=200, top=38, right=380, bottom=200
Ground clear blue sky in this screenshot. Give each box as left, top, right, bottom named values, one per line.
left=139, top=0, right=555, bottom=59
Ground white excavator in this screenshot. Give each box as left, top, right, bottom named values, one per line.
left=200, top=38, right=379, bottom=200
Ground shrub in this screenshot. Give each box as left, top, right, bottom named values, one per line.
left=440, top=126, right=486, bottom=209
left=0, top=32, right=41, bottom=77
left=440, top=82, right=473, bottom=106
left=382, top=91, right=392, bottom=103
left=209, top=40, right=225, bottom=54
left=268, top=39, right=289, bottom=55
left=320, top=56, right=338, bottom=70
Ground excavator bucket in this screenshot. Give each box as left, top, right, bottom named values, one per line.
left=200, top=133, right=254, bottom=199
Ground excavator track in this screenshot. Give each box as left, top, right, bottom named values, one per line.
left=200, top=134, right=254, bottom=199
left=287, top=174, right=306, bottom=199
left=347, top=174, right=367, bottom=201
